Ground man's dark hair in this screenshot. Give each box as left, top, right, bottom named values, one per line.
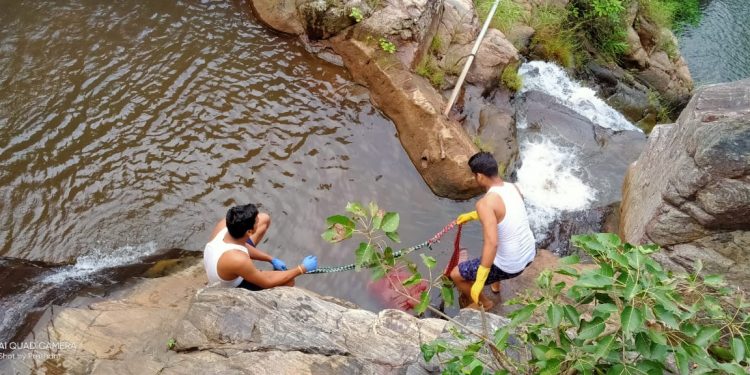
left=468, top=152, right=498, bottom=177
left=226, top=204, right=259, bottom=239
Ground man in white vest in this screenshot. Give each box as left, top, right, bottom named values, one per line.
left=450, top=152, right=536, bottom=309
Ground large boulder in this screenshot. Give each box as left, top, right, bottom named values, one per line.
left=620, top=79, right=750, bottom=289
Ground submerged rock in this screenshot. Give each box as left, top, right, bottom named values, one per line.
left=620, top=79, right=750, bottom=289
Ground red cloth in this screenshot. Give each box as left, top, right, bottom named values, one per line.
left=443, top=224, right=463, bottom=277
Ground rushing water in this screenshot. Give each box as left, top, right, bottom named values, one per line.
left=678, top=0, right=750, bottom=85
left=0, top=0, right=478, bottom=337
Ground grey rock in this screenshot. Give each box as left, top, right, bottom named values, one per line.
left=478, top=105, right=520, bottom=178
left=621, top=79, right=750, bottom=289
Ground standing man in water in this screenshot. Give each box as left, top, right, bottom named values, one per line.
left=450, top=152, right=536, bottom=309
left=203, top=203, right=317, bottom=290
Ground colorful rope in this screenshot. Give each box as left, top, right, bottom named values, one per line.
left=306, top=220, right=458, bottom=274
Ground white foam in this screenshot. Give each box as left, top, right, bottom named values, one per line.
left=516, top=138, right=597, bottom=238
left=518, top=61, right=640, bottom=132
left=42, top=242, right=158, bottom=284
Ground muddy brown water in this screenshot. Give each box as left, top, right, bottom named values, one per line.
left=0, top=0, right=483, bottom=343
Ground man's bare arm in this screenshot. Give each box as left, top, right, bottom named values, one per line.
left=244, top=244, right=274, bottom=262
left=228, top=252, right=301, bottom=288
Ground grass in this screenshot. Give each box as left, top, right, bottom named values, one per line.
left=647, top=89, right=672, bottom=125
left=639, top=0, right=701, bottom=32
left=526, top=5, right=580, bottom=68
left=430, top=35, right=443, bottom=53
left=416, top=55, right=445, bottom=87
left=475, top=0, right=524, bottom=35
left=501, top=61, right=523, bottom=92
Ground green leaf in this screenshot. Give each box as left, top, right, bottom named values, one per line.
left=385, top=231, right=400, bottom=243
left=635, top=333, right=652, bottom=358
left=383, top=247, right=395, bottom=266
left=402, top=273, right=423, bottom=287
left=732, top=337, right=745, bottom=362
left=555, top=265, right=580, bottom=277
left=381, top=212, right=400, bottom=232
left=546, top=304, right=563, bottom=328
left=440, top=286, right=455, bottom=307
left=694, top=327, right=721, bottom=347
left=563, top=304, right=581, bottom=328
left=494, top=326, right=510, bottom=348
left=420, top=254, right=437, bottom=269
left=321, top=228, right=336, bottom=242
left=345, top=201, right=367, bottom=216
left=592, top=335, right=616, bottom=361
left=609, top=251, right=630, bottom=269
left=717, top=363, right=748, bottom=375
left=371, top=264, right=386, bottom=280
left=703, top=274, right=725, bottom=287
left=576, top=270, right=613, bottom=288
left=510, top=304, right=537, bottom=326
left=623, top=275, right=641, bottom=300
left=355, top=243, right=374, bottom=268
left=372, top=212, right=383, bottom=230
left=652, top=305, right=679, bottom=330
left=621, top=306, right=644, bottom=336
left=578, top=317, right=605, bottom=341
left=536, top=270, right=552, bottom=289
left=593, top=303, right=618, bottom=319
left=560, top=255, right=580, bottom=265
left=326, top=215, right=354, bottom=229
left=420, top=343, right=436, bottom=362
left=674, top=347, right=689, bottom=375
left=646, top=328, right=667, bottom=346
left=414, top=291, right=429, bottom=314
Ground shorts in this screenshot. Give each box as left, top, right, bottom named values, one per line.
left=237, top=279, right=263, bottom=291
left=457, top=258, right=528, bottom=284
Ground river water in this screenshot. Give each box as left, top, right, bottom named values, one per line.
left=678, top=0, right=750, bottom=85
left=0, top=0, right=480, bottom=339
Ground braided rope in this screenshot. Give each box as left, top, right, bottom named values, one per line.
left=306, top=220, right=457, bottom=274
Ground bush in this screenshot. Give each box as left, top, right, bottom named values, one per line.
left=640, top=0, right=702, bottom=32
left=570, top=0, right=630, bottom=61
left=526, top=5, right=580, bottom=68
left=423, top=233, right=750, bottom=374
left=475, top=0, right=524, bottom=35
left=500, top=61, right=523, bottom=92
left=322, top=203, right=750, bottom=374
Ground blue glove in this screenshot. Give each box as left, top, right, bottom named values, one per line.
left=301, top=255, right=318, bottom=272
left=271, top=258, right=287, bottom=271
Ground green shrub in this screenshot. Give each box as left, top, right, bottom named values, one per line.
left=500, top=61, right=523, bottom=92
left=430, top=35, right=443, bottom=54
left=526, top=5, right=580, bottom=68
left=640, top=0, right=702, bottom=32
left=475, top=0, right=524, bottom=34
left=323, top=203, right=750, bottom=374
left=570, top=0, right=630, bottom=61
left=379, top=38, right=396, bottom=54
left=349, top=7, right=364, bottom=23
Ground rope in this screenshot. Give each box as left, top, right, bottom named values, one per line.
left=443, top=224, right=463, bottom=277
left=307, top=220, right=458, bottom=274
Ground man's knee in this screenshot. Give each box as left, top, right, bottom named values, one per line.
left=449, top=266, right=462, bottom=282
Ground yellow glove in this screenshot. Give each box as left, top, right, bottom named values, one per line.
left=456, top=211, right=479, bottom=225
left=470, top=265, right=490, bottom=304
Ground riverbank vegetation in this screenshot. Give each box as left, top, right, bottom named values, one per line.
left=475, top=0, right=701, bottom=68
left=324, top=202, right=750, bottom=374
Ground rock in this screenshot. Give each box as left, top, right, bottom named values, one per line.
left=298, top=0, right=357, bottom=40
left=469, top=29, right=519, bottom=86
left=538, top=203, right=621, bottom=256
left=620, top=79, right=750, bottom=289
left=506, top=25, right=535, bottom=52
left=478, top=105, right=519, bottom=177
left=605, top=82, right=651, bottom=123
left=435, top=0, right=478, bottom=51
left=249, top=0, right=305, bottom=35
left=331, top=37, right=483, bottom=199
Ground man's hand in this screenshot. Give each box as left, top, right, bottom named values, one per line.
left=456, top=211, right=479, bottom=225
left=301, top=255, right=318, bottom=273
left=271, top=258, right=287, bottom=271
left=470, top=265, right=490, bottom=304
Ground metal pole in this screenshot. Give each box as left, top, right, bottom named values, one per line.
left=443, top=0, right=502, bottom=116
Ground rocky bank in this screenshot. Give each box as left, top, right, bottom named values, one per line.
left=0, top=250, right=573, bottom=374
left=620, top=78, right=750, bottom=289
